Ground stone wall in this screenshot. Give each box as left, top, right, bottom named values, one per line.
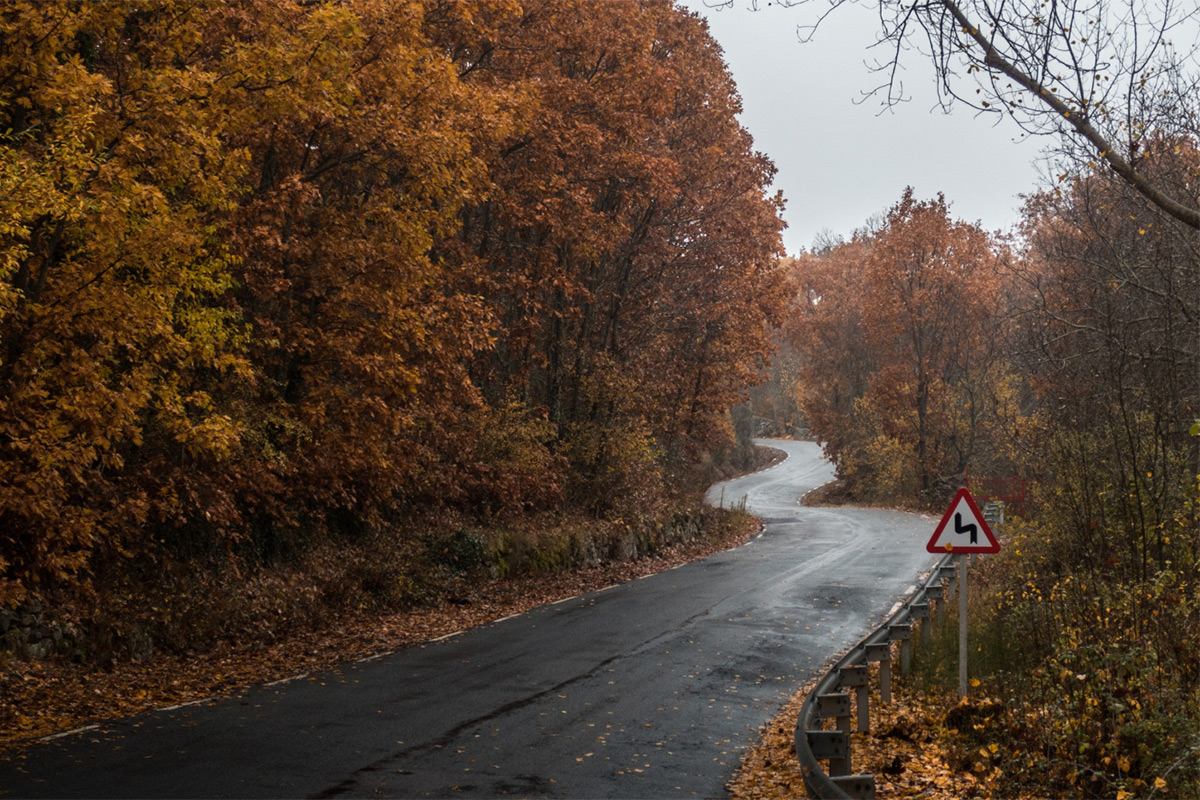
left=1, top=601, right=79, bottom=661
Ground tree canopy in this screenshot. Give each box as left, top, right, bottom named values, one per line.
left=0, top=0, right=785, bottom=609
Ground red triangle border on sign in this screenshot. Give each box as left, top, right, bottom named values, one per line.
left=926, top=487, right=1001, bottom=554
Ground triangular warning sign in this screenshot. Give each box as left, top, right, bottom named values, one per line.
left=926, top=488, right=1001, bottom=554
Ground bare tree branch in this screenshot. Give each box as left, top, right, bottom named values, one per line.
left=940, top=0, right=1200, bottom=229
left=786, top=0, right=1200, bottom=229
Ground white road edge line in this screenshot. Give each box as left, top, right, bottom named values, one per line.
left=157, top=697, right=215, bottom=711
left=550, top=595, right=577, bottom=605
left=431, top=631, right=462, bottom=642
left=262, top=673, right=309, bottom=688
left=39, top=724, right=100, bottom=742
left=886, top=583, right=920, bottom=617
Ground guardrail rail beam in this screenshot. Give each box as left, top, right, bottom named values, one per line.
left=793, top=554, right=956, bottom=799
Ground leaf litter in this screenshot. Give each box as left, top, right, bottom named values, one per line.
left=0, top=512, right=761, bottom=752
left=728, top=659, right=1016, bottom=800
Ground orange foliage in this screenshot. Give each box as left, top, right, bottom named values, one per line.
left=786, top=189, right=1012, bottom=503
left=0, top=1, right=786, bottom=618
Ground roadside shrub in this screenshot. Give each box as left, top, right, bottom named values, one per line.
left=927, top=528, right=1200, bottom=798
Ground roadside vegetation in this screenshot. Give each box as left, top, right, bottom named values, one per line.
left=0, top=0, right=787, bottom=743
left=739, top=0, right=1200, bottom=792
left=751, top=143, right=1200, bottom=796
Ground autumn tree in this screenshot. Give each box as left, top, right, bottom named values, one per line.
left=0, top=0, right=525, bottom=602
left=450, top=0, right=786, bottom=512
left=784, top=243, right=875, bottom=476
left=787, top=190, right=1015, bottom=502
left=1011, top=140, right=1200, bottom=579
left=0, top=3, right=251, bottom=604
left=0, top=0, right=788, bottom=615
left=217, top=0, right=525, bottom=539
left=860, top=190, right=1006, bottom=494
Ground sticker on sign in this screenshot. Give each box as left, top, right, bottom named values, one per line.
left=926, top=488, right=1001, bottom=554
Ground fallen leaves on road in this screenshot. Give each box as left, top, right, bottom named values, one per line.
left=726, top=674, right=817, bottom=799
left=1, top=512, right=760, bottom=752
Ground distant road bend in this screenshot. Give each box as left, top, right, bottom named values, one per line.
left=0, top=439, right=938, bottom=799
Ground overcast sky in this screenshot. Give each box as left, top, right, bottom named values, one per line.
left=678, top=0, right=1048, bottom=255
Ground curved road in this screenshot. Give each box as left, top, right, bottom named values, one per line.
left=0, top=440, right=938, bottom=799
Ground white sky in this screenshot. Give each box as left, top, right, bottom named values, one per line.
left=678, top=0, right=1048, bottom=255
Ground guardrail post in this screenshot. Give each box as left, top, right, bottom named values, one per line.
left=889, top=622, right=912, bottom=675
left=814, top=690, right=853, bottom=765
left=839, top=664, right=870, bottom=733
left=940, top=564, right=957, bottom=605
left=926, top=585, right=944, bottom=626
left=806, top=730, right=851, bottom=777
left=815, top=692, right=852, bottom=724
left=865, top=641, right=891, bottom=704
left=831, top=774, right=877, bottom=800
left=910, top=601, right=930, bottom=645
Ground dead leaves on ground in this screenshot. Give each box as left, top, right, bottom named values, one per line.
left=730, top=662, right=1014, bottom=800
left=0, top=513, right=760, bottom=751
left=727, top=674, right=817, bottom=799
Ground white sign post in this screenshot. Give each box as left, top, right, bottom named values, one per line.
left=926, top=488, right=1000, bottom=699
left=958, top=554, right=968, bottom=698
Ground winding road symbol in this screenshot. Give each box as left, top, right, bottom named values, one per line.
left=953, top=512, right=978, bottom=545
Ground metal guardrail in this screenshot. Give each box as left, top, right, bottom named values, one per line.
left=793, top=554, right=958, bottom=799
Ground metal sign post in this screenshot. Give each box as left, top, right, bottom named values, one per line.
left=926, top=488, right=1000, bottom=700
left=958, top=553, right=968, bottom=698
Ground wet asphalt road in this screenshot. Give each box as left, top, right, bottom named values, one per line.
left=0, top=439, right=939, bottom=799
